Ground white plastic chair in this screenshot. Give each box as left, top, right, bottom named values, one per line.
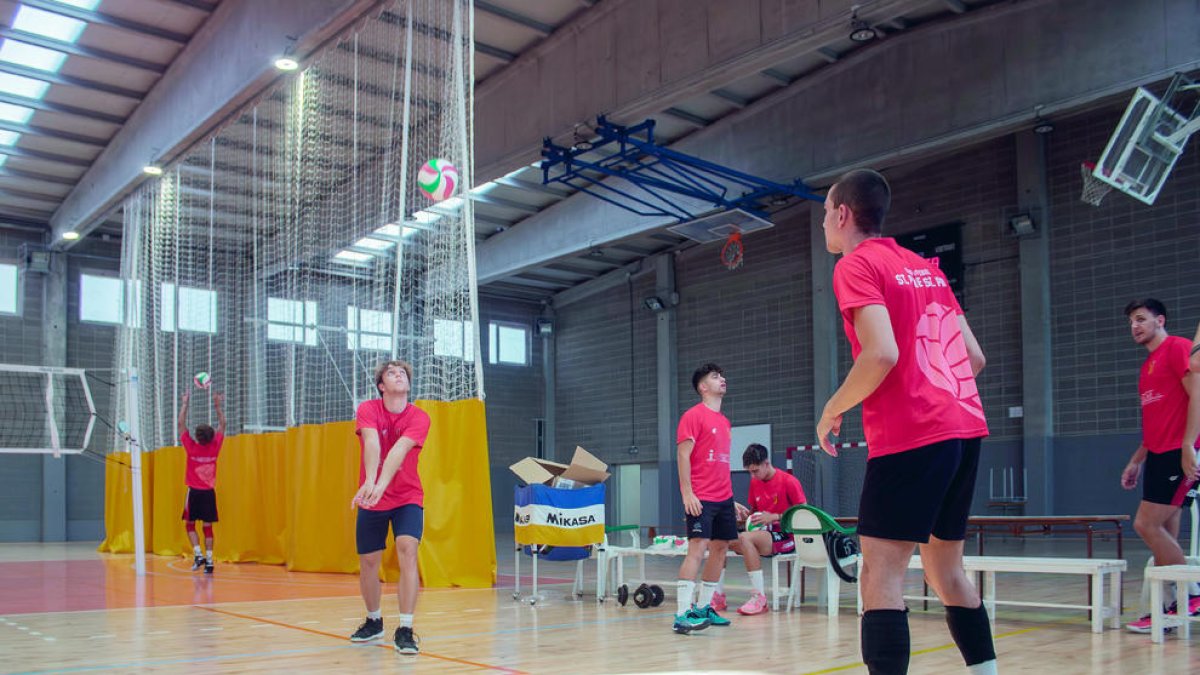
left=781, top=504, right=860, bottom=616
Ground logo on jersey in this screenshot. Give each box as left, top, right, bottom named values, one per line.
left=915, top=302, right=985, bottom=421
left=1141, top=390, right=1164, bottom=407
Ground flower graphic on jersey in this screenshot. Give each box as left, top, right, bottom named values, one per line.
left=196, top=462, right=216, bottom=486
left=914, top=302, right=985, bottom=421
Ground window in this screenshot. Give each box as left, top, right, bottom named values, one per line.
left=347, top=307, right=392, bottom=351
left=267, top=297, right=317, bottom=346
left=0, top=263, right=18, bottom=314
left=433, top=319, right=474, bottom=360
left=79, top=273, right=121, bottom=324
left=488, top=321, right=528, bottom=366
left=161, top=283, right=217, bottom=333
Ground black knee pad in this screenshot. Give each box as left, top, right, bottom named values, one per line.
left=861, top=609, right=910, bottom=675
left=945, top=603, right=996, bottom=666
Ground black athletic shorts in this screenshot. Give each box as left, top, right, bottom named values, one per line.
left=1143, top=449, right=1198, bottom=508
left=181, top=488, right=218, bottom=523
left=858, top=437, right=982, bottom=543
left=356, top=504, right=424, bottom=555
left=686, top=498, right=738, bottom=541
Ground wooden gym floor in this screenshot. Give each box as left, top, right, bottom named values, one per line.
left=0, top=535, right=1196, bottom=674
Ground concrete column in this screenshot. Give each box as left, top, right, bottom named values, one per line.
left=41, top=252, right=68, bottom=541
left=1015, top=131, right=1055, bottom=514
left=654, top=255, right=680, bottom=532
left=810, top=208, right=840, bottom=510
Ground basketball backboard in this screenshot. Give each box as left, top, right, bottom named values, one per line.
left=1093, top=72, right=1200, bottom=205
left=667, top=208, right=773, bottom=244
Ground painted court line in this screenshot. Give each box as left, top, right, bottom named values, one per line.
left=194, top=605, right=528, bottom=674
left=10, top=643, right=366, bottom=675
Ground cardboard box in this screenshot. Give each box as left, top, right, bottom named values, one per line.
left=509, top=446, right=610, bottom=488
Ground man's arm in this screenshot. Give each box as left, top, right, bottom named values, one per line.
left=958, top=315, right=986, bottom=376
left=818, top=304, right=898, bottom=455
left=362, top=436, right=419, bottom=507
left=177, top=391, right=190, bottom=439
left=677, top=439, right=701, bottom=516
left=212, top=392, right=226, bottom=437
left=352, top=428, right=382, bottom=508
left=1181, top=371, right=1199, bottom=481
left=1121, top=444, right=1148, bottom=490
left=1191, top=322, right=1200, bottom=374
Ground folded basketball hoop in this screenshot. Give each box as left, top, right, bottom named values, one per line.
left=720, top=232, right=744, bottom=270
left=1080, top=161, right=1112, bottom=206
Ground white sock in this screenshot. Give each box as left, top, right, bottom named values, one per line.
left=1188, top=581, right=1200, bottom=596
left=748, top=569, right=765, bottom=595
left=698, top=581, right=719, bottom=608
left=193, top=545, right=201, bottom=556
left=398, top=613, right=413, bottom=628
left=677, top=580, right=695, bottom=615
left=367, top=609, right=382, bottom=620
left=205, top=552, right=213, bottom=562
left=716, top=569, right=725, bottom=594
left=967, top=660, right=998, bottom=675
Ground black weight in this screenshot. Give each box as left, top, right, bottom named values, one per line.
left=633, top=583, right=653, bottom=609
left=616, top=584, right=629, bottom=606
left=648, top=584, right=664, bottom=607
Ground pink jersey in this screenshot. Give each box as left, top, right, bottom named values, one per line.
left=355, top=399, right=431, bottom=510
left=833, top=238, right=989, bottom=458
left=747, top=469, right=806, bottom=523
left=676, top=402, right=733, bottom=501
left=181, top=431, right=222, bottom=490
left=1139, top=335, right=1194, bottom=454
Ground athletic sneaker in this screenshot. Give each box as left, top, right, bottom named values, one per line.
left=710, top=591, right=727, bottom=612
left=1189, top=595, right=1200, bottom=616
left=672, top=607, right=712, bottom=635
left=350, top=617, right=384, bottom=642
left=394, top=626, right=419, bottom=654
left=737, top=592, right=769, bottom=616
left=1125, top=605, right=1179, bottom=634
left=191, top=555, right=204, bottom=571
left=204, top=559, right=214, bottom=574
left=698, top=604, right=730, bottom=626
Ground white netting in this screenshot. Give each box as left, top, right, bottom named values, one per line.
left=0, top=365, right=95, bottom=455
left=113, top=0, right=480, bottom=452
left=1080, top=162, right=1113, bottom=206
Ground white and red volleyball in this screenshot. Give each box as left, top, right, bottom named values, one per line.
left=417, top=158, right=458, bottom=202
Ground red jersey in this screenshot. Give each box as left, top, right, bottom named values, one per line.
left=833, top=238, right=989, bottom=459
left=676, top=402, right=733, bottom=501
left=747, top=469, right=806, bottom=527
left=355, top=399, right=432, bottom=510
left=181, top=431, right=222, bottom=490
left=1139, top=335, right=1194, bottom=454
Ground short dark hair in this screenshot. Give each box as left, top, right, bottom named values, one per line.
left=374, top=359, right=414, bottom=395
left=692, top=363, right=723, bottom=394
left=1124, top=298, right=1167, bottom=319
left=831, top=169, right=891, bottom=235
left=195, top=424, right=215, bottom=445
left=743, top=443, right=769, bottom=468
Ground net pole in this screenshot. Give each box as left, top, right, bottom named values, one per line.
left=459, top=0, right=484, bottom=398
left=127, top=368, right=146, bottom=577
left=391, top=0, right=415, bottom=361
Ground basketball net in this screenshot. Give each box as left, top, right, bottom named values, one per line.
left=1080, top=161, right=1112, bottom=206
left=720, top=232, right=744, bottom=270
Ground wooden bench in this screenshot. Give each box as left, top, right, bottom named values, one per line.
left=857, top=555, right=1126, bottom=633
left=1146, top=564, right=1200, bottom=643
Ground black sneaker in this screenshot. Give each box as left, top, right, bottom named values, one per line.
left=191, top=555, right=204, bottom=571
left=350, top=617, right=384, bottom=642
left=204, top=559, right=214, bottom=574
left=394, top=626, right=419, bottom=654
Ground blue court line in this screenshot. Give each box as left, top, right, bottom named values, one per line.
left=10, top=643, right=365, bottom=675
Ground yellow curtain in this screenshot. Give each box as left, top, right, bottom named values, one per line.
left=99, top=399, right=496, bottom=587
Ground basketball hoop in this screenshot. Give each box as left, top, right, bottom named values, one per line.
left=1080, top=161, right=1113, bottom=206
left=720, top=232, right=743, bottom=270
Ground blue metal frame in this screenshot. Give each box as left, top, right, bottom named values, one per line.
left=541, top=116, right=823, bottom=223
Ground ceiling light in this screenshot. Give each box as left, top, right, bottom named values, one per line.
left=274, top=57, right=299, bottom=71
left=0, top=73, right=51, bottom=100
left=0, top=40, right=68, bottom=73
left=0, top=129, right=20, bottom=146
left=411, top=210, right=440, bottom=224
left=143, top=165, right=163, bottom=176
left=13, top=6, right=88, bottom=44
left=848, top=9, right=877, bottom=43
left=0, top=102, right=35, bottom=124
left=334, top=250, right=373, bottom=263
left=353, top=236, right=393, bottom=251
left=402, top=226, right=418, bottom=237
left=1033, top=121, right=1054, bottom=134
left=374, top=223, right=401, bottom=237
left=52, top=0, right=102, bottom=9
left=61, top=231, right=80, bottom=241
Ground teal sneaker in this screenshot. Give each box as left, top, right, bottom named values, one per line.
left=698, top=604, right=730, bottom=626
left=672, top=606, right=712, bottom=634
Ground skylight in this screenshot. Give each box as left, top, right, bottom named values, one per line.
left=411, top=210, right=440, bottom=224
left=0, top=130, right=19, bottom=146
left=0, top=72, right=50, bottom=99
left=50, top=0, right=102, bottom=9
left=0, top=155, right=7, bottom=167
left=13, top=6, right=88, bottom=44
left=334, top=250, right=372, bottom=263
left=0, top=40, right=68, bottom=73
left=0, top=102, right=35, bottom=124
left=373, top=223, right=401, bottom=237
left=353, top=237, right=394, bottom=251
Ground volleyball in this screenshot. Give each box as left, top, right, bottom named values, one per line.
left=746, top=512, right=764, bottom=531
left=193, top=372, right=211, bottom=389
left=417, top=158, right=458, bottom=201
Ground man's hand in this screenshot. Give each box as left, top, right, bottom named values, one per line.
left=734, top=502, right=750, bottom=521
left=1120, top=462, right=1142, bottom=490
left=361, top=481, right=388, bottom=508
left=212, top=391, right=225, bottom=407
left=817, top=408, right=842, bottom=457
left=682, top=492, right=702, bottom=517
left=351, top=481, right=375, bottom=509
left=1183, top=447, right=1199, bottom=484
left=181, top=391, right=190, bottom=406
